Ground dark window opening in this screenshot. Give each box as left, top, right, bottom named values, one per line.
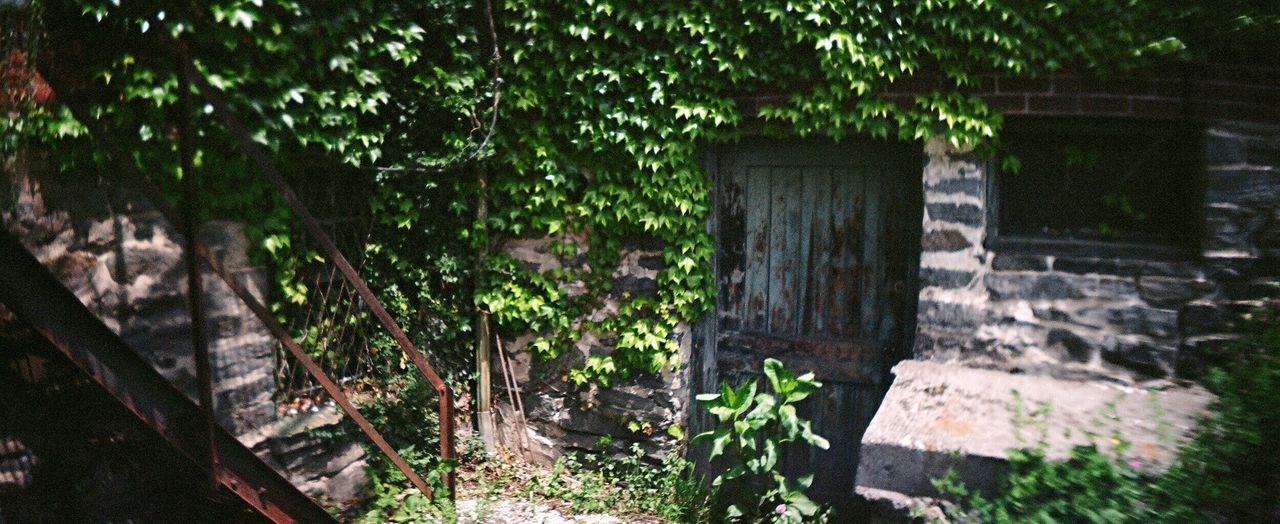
left=994, top=118, right=1204, bottom=251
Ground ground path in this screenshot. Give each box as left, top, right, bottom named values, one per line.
left=454, top=496, right=659, bottom=524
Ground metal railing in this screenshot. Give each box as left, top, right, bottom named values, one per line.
left=34, top=44, right=457, bottom=508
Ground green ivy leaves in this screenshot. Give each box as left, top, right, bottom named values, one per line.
left=15, top=0, right=1248, bottom=392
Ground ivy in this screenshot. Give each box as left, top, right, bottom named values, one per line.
left=474, top=0, right=1254, bottom=386
left=7, top=0, right=1272, bottom=389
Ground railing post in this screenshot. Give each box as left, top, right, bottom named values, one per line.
left=177, top=43, right=219, bottom=488
left=439, top=385, right=456, bottom=499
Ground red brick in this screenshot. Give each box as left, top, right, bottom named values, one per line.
left=996, top=77, right=1052, bottom=94
left=1027, top=95, right=1080, bottom=114
left=1188, top=100, right=1280, bottom=123
left=1205, top=63, right=1280, bottom=87
left=979, top=93, right=1028, bottom=113
left=1130, top=97, right=1185, bottom=119
left=886, top=74, right=942, bottom=94
left=882, top=93, right=917, bottom=109
left=1079, top=96, right=1132, bottom=115
left=1151, top=79, right=1191, bottom=98
left=1198, top=81, right=1280, bottom=107
left=1086, top=77, right=1156, bottom=96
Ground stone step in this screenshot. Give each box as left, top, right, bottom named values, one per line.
left=855, top=360, right=1213, bottom=504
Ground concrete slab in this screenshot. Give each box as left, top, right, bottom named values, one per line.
left=855, top=360, right=1213, bottom=499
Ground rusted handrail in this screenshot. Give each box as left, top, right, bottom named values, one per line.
left=178, top=56, right=456, bottom=496
left=36, top=73, right=454, bottom=502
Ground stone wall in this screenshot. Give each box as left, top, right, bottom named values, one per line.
left=914, top=122, right=1280, bottom=383
left=1, top=153, right=369, bottom=507
left=492, top=233, right=691, bottom=463
left=3, top=155, right=277, bottom=431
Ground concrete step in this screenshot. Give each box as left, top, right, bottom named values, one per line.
left=855, top=359, right=1213, bottom=509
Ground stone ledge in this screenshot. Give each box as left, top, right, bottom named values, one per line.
left=855, top=360, right=1213, bottom=499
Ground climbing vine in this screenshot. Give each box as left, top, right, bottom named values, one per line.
left=7, top=0, right=1272, bottom=388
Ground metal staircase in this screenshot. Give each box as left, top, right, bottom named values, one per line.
left=0, top=229, right=336, bottom=522
left=0, top=24, right=459, bottom=523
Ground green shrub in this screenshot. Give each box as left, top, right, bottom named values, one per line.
left=933, top=444, right=1147, bottom=523
left=1147, top=297, right=1280, bottom=522
left=693, top=358, right=830, bottom=523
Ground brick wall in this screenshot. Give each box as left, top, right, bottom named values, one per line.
left=883, top=63, right=1280, bottom=124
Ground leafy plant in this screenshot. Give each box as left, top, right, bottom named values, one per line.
left=933, top=443, right=1147, bottom=523
left=693, top=358, right=830, bottom=523
left=1146, top=297, right=1280, bottom=522
left=357, top=455, right=457, bottom=523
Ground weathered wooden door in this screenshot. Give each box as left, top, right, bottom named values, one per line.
left=704, top=138, right=920, bottom=501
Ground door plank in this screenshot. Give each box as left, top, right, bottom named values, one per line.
left=742, top=166, right=772, bottom=331
left=861, top=165, right=882, bottom=340
left=705, top=138, right=921, bottom=510
left=828, top=167, right=865, bottom=337
left=797, top=167, right=823, bottom=335
left=768, top=167, right=802, bottom=334
left=717, top=157, right=748, bottom=332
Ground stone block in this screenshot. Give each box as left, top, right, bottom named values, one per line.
left=1102, top=338, right=1176, bottom=377
left=613, top=274, right=657, bottom=297
left=920, top=229, right=971, bottom=252
left=198, top=221, right=253, bottom=270
left=1177, top=334, right=1242, bottom=379
left=917, top=300, right=989, bottom=331
left=1206, top=168, right=1279, bottom=206
left=1052, top=256, right=1200, bottom=279
left=1108, top=307, right=1179, bottom=339
left=1138, top=276, right=1216, bottom=307
left=926, top=203, right=983, bottom=227
left=912, top=329, right=974, bottom=359
left=1045, top=328, right=1095, bottom=363
left=1206, top=132, right=1248, bottom=166
left=1258, top=209, right=1280, bottom=249
left=244, top=408, right=370, bottom=506
left=919, top=267, right=976, bottom=289
left=985, top=272, right=1136, bottom=301
left=855, top=360, right=1213, bottom=499
left=637, top=254, right=664, bottom=271
left=926, top=177, right=984, bottom=197
left=1179, top=302, right=1231, bottom=336
left=1203, top=204, right=1264, bottom=252
left=991, top=253, right=1048, bottom=271
left=986, top=272, right=1079, bottom=300
left=85, top=218, right=118, bottom=248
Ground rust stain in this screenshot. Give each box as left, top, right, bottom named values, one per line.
left=933, top=414, right=975, bottom=436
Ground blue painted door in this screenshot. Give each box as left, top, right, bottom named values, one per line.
left=702, top=137, right=920, bottom=501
